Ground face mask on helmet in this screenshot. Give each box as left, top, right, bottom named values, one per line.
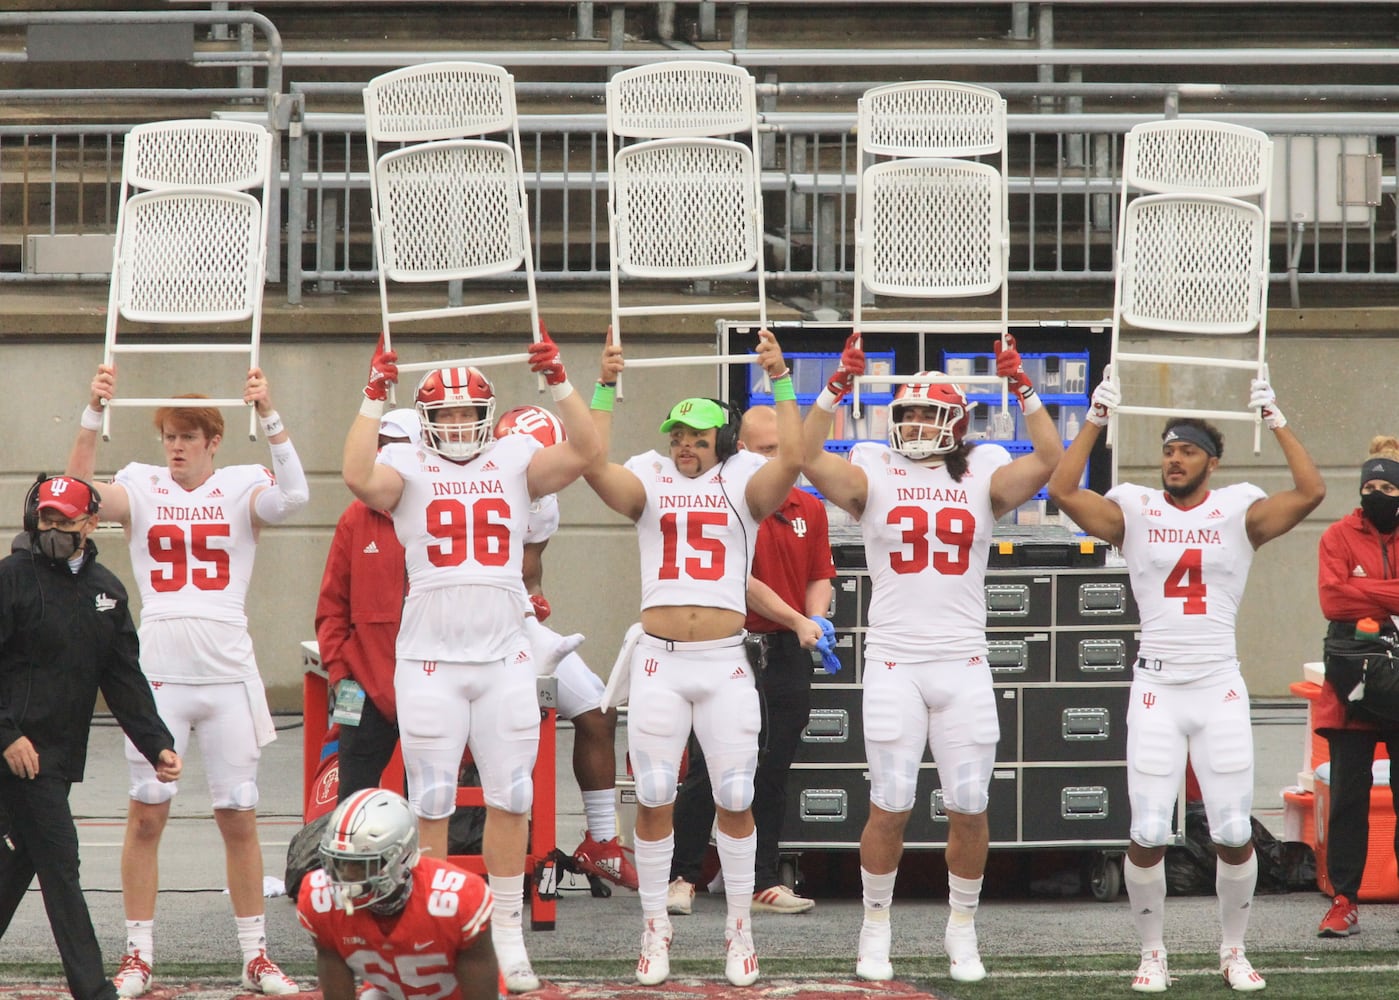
left=888, top=376, right=970, bottom=459
left=494, top=405, right=566, bottom=448
left=416, top=367, right=496, bottom=461
left=318, top=789, right=419, bottom=915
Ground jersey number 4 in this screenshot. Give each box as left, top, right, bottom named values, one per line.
left=1163, top=547, right=1208, bottom=614
left=887, top=505, right=974, bottom=575
left=147, top=524, right=231, bottom=592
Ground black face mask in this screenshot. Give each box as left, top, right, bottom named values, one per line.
left=1361, top=490, right=1399, bottom=534
left=36, top=528, right=82, bottom=562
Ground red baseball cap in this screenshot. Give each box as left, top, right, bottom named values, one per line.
left=36, top=477, right=96, bottom=520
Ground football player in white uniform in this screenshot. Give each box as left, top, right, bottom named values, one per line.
left=1049, top=372, right=1324, bottom=994
left=67, top=364, right=309, bottom=997
left=583, top=330, right=799, bottom=987
left=800, top=333, right=1062, bottom=985
left=494, top=406, right=638, bottom=891
left=342, top=331, right=599, bottom=993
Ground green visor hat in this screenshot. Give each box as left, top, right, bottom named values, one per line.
left=659, top=397, right=728, bottom=434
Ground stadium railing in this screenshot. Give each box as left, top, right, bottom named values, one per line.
left=6, top=12, right=1399, bottom=310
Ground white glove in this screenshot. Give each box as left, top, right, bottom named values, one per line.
left=1085, top=368, right=1120, bottom=427
left=1249, top=378, right=1287, bottom=430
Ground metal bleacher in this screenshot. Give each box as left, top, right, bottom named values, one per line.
left=5, top=4, right=1399, bottom=313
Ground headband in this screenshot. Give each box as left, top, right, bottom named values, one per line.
left=1162, top=424, right=1218, bottom=458
left=1361, top=457, right=1399, bottom=491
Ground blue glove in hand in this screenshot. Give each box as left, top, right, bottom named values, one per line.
left=811, top=615, right=841, bottom=674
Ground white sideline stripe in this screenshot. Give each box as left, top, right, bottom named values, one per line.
left=991, top=963, right=1399, bottom=979
left=80, top=840, right=291, bottom=848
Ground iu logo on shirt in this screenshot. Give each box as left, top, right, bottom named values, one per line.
left=789, top=516, right=808, bottom=538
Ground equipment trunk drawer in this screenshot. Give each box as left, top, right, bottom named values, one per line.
left=796, top=685, right=865, bottom=764
left=984, top=573, right=1054, bottom=627
left=779, top=765, right=869, bottom=848
left=1055, top=571, right=1139, bottom=627
left=1020, top=765, right=1130, bottom=843
left=1022, top=685, right=1129, bottom=762
left=829, top=573, right=864, bottom=629
left=1054, top=628, right=1140, bottom=683
left=985, top=629, right=1052, bottom=683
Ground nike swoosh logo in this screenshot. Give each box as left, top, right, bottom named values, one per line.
left=414, top=941, right=433, bottom=951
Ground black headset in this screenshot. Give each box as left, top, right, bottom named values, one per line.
left=706, top=398, right=744, bottom=461
left=23, top=473, right=102, bottom=533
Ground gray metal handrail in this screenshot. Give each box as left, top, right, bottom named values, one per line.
left=0, top=9, right=288, bottom=280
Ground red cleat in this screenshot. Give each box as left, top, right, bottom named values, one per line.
left=573, top=830, right=638, bottom=890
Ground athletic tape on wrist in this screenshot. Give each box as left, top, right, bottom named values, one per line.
left=80, top=406, right=104, bottom=431
left=772, top=375, right=797, bottom=403
left=591, top=383, right=616, bottom=412
left=359, top=397, right=385, bottom=420
left=259, top=410, right=284, bottom=438
left=1019, top=390, right=1043, bottom=416
left=815, top=387, right=842, bottom=413
left=548, top=378, right=574, bottom=402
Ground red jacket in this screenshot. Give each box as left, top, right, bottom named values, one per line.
left=314, top=501, right=406, bottom=723
left=1314, top=508, right=1399, bottom=733
left=745, top=488, right=837, bottom=633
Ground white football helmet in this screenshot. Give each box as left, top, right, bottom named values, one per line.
left=889, top=374, right=971, bottom=459
left=319, top=788, right=419, bottom=915
left=415, top=366, right=496, bottom=461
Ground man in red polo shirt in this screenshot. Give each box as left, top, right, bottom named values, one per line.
left=667, top=404, right=837, bottom=915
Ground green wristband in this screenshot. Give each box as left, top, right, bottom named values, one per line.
left=772, top=374, right=796, bottom=403
left=591, top=382, right=617, bottom=412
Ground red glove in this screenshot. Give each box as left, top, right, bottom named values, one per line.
left=825, top=332, right=866, bottom=401
left=529, top=593, right=552, bottom=623
left=994, top=334, right=1037, bottom=409
left=364, top=334, right=398, bottom=401
left=528, top=324, right=568, bottom=387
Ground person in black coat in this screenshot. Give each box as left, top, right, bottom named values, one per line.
left=0, top=476, right=181, bottom=1000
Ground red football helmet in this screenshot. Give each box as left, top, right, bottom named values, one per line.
left=889, top=374, right=971, bottom=459
left=494, top=405, right=566, bottom=448
left=415, top=366, right=495, bottom=461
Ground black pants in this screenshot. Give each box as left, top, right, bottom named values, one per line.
left=0, top=773, right=117, bottom=1000
left=336, top=693, right=403, bottom=801
left=672, top=631, right=813, bottom=891
left=1324, top=729, right=1399, bottom=899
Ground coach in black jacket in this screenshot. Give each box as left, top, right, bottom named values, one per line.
left=0, top=476, right=181, bottom=1000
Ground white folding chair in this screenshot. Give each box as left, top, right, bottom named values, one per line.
left=851, top=81, right=1011, bottom=419
left=103, top=119, right=273, bottom=440
left=606, top=61, right=767, bottom=383
left=1108, top=119, right=1274, bottom=455
left=363, top=62, right=540, bottom=383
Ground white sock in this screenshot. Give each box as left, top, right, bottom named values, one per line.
left=861, top=866, right=897, bottom=916
left=581, top=789, right=616, bottom=843
left=716, top=828, right=756, bottom=923
left=124, top=919, right=154, bottom=962
left=234, top=914, right=267, bottom=964
left=489, top=873, right=525, bottom=930
left=1217, top=854, right=1258, bottom=952
left=489, top=874, right=527, bottom=959
left=1124, top=857, right=1168, bottom=954
left=634, top=832, right=674, bottom=919
left=947, top=872, right=983, bottom=919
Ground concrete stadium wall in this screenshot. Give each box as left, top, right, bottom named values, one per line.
left=1, top=318, right=1380, bottom=705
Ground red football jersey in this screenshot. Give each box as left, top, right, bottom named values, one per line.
left=299, top=855, right=493, bottom=999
